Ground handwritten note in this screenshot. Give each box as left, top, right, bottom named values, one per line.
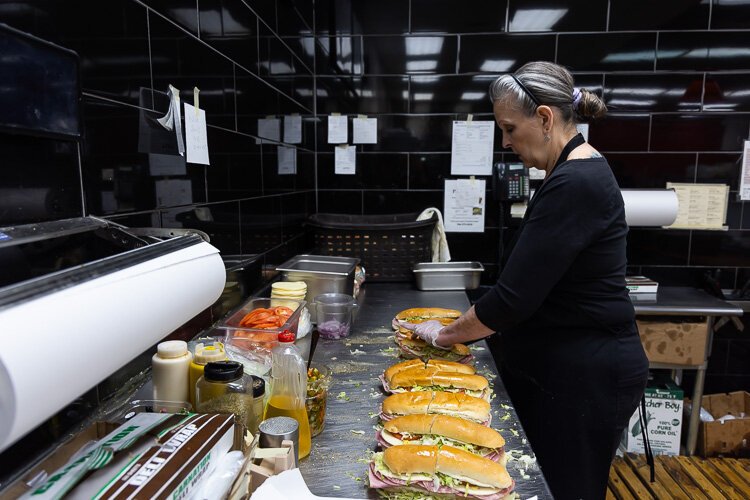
left=741, top=140, right=750, bottom=201
left=183, top=103, right=209, bottom=165
left=353, top=117, right=377, bottom=144
left=450, top=121, right=495, bottom=175
left=328, top=114, right=348, bottom=144
left=256, top=118, right=280, bottom=144
left=335, top=145, right=356, bottom=174
left=278, top=146, right=297, bottom=175
left=284, top=115, right=302, bottom=144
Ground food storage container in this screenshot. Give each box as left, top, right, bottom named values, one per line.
left=305, top=364, right=331, bottom=437
left=217, top=297, right=305, bottom=348
left=312, top=293, right=358, bottom=339
left=413, top=261, right=485, bottom=290
left=276, top=255, right=358, bottom=321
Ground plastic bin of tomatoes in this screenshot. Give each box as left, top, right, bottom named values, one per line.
left=217, top=297, right=306, bottom=350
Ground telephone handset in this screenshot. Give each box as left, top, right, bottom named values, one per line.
left=492, top=162, right=529, bottom=202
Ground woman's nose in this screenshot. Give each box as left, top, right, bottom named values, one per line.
left=502, top=135, right=511, bottom=149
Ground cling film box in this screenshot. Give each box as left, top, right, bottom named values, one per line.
left=621, top=386, right=684, bottom=456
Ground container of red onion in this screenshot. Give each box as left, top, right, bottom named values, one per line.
left=313, top=293, right=358, bottom=340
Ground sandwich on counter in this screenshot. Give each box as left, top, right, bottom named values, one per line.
left=382, top=367, right=491, bottom=401
left=392, top=307, right=474, bottom=365
left=383, top=359, right=475, bottom=382
left=380, top=391, right=491, bottom=426
left=392, top=307, right=462, bottom=338
left=377, top=414, right=506, bottom=463
left=368, top=444, right=515, bottom=500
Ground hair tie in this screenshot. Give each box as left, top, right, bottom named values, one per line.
left=572, top=88, right=583, bottom=110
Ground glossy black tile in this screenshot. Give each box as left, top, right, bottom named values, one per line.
left=199, top=0, right=259, bottom=72
left=317, top=76, right=409, bottom=114
left=690, top=231, right=750, bottom=267
left=637, top=266, right=701, bottom=288
left=235, top=70, right=309, bottom=133
left=589, top=114, right=650, bottom=152
left=409, top=153, right=452, bottom=189
left=259, top=25, right=311, bottom=77
left=559, top=33, right=657, bottom=72
left=725, top=199, right=744, bottom=229
left=332, top=115, right=454, bottom=152
left=411, top=0, right=506, bottom=33
left=149, top=12, right=235, bottom=128
left=607, top=153, right=696, bottom=189
left=508, top=0, right=607, bottom=32
left=279, top=191, right=314, bottom=241
left=651, top=114, right=750, bottom=152
left=141, top=1, right=200, bottom=34
left=657, top=32, right=750, bottom=71
left=317, top=190, right=364, bottom=213
left=459, top=34, right=555, bottom=73
left=363, top=190, right=444, bottom=214
left=317, top=152, right=408, bottom=189
left=726, top=339, right=750, bottom=375
left=703, top=74, right=750, bottom=112
left=261, top=148, right=315, bottom=191
left=696, top=153, right=744, bottom=191
left=315, top=0, right=409, bottom=35
left=711, top=0, right=750, bottom=29
left=0, top=134, right=82, bottom=224
left=283, top=36, right=317, bottom=75
left=275, top=0, right=313, bottom=36
left=315, top=35, right=363, bottom=75
left=604, top=74, right=702, bottom=113
left=177, top=201, right=241, bottom=253
left=609, top=0, right=708, bottom=30
left=447, top=230, right=500, bottom=262
left=363, top=35, right=458, bottom=75
left=626, top=229, right=690, bottom=266
left=410, top=75, right=496, bottom=114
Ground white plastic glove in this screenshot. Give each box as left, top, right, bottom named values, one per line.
left=397, top=319, right=449, bottom=349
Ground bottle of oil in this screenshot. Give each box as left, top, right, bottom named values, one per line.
left=264, top=330, right=311, bottom=459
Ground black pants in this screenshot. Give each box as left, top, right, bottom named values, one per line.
left=497, top=331, right=648, bottom=500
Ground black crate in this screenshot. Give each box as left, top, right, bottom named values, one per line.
left=308, top=213, right=437, bottom=282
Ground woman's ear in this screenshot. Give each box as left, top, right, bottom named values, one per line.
left=536, top=105, right=554, bottom=133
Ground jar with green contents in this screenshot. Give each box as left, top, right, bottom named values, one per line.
left=196, top=361, right=257, bottom=433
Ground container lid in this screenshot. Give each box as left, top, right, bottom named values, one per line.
left=157, top=340, right=188, bottom=358
left=278, top=330, right=295, bottom=343
left=204, top=360, right=243, bottom=381
left=251, top=375, right=266, bottom=397
left=194, top=342, right=226, bottom=364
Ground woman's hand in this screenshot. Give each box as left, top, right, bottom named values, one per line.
left=397, top=320, right=450, bottom=349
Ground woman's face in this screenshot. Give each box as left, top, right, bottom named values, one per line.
left=493, top=99, right=547, bottom=170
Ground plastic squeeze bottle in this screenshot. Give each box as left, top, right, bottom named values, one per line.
left=264, top=330, right=312, bottom=459
left=188, top=342, right=227, bottom=408
left=152, top=340, right=192, bottom=410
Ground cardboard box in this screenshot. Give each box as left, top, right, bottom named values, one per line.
left=622, top=386, right=684, bottom=456
left=697, top=391, right=750, bottom=457
left=6, top=414, right=252, bottom=500
left=636, top=317, right=709, bottom=366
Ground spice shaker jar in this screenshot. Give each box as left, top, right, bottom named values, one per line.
left=196, top=361, right=257, bottom=433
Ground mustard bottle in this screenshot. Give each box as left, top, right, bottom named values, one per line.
left=188, top=342, right=226, bottom=408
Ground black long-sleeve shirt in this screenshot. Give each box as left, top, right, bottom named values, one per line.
left=475, top=157, right=635, bottom=346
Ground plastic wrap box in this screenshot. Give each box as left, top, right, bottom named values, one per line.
left=636, top=317, right=709, bottom=366
left=696, top=391, right=750, bottom=457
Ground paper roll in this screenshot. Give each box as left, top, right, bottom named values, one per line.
left=621, top=189, right=679, bottom=227
left=0, top=241, right=226, bottom=453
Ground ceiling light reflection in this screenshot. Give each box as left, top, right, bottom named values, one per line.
left=406, top=37, right=444, bottom=56
left=510, top=9, right=567, bottom=31
left=479, top=59, right=516, bottom=72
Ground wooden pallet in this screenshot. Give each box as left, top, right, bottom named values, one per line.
left=608, top=454, right=750, bottom=499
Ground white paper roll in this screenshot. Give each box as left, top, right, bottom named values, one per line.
left=621, top=189, right=679, bottom=227
left=0, top=241, right=226, bottom=453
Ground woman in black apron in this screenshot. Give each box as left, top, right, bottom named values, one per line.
left=399, top=61, right=649, bottom=499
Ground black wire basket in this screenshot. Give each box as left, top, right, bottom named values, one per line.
left=307, top=213, right=438, bottom=282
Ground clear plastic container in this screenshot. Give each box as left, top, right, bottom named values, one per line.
left=313, top=293, right=358, bottom=339
left=264, top=331, right=311, bottom=459
left=218, top=297, right=306, bottom=349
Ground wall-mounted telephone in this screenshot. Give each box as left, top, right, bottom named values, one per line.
left=492, top=162, right=530, bottom=202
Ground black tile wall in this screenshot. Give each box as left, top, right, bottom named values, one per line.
left=609, top=0, right=709, bottom=31
left=508, top=0, right=608, bottom=32
left=412, top=0, right=506, bottom=33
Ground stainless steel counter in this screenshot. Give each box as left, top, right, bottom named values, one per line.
left=299, top=283, right=551, bottom=499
